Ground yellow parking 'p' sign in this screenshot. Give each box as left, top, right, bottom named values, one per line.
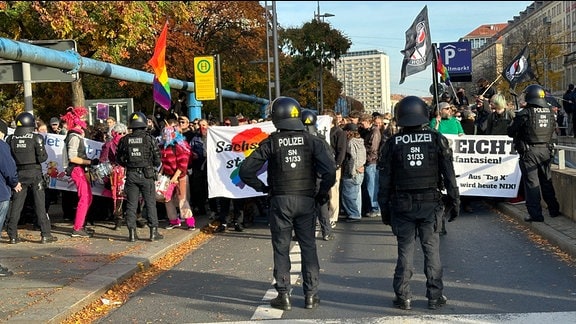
left=194, top=56, right=216, bottom=101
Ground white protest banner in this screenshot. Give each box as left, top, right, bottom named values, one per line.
left=42, top=133, right=110, bottom=197
left=207, top=116, right=332, bottom=199
left=445, top=134, right=521, bottom=198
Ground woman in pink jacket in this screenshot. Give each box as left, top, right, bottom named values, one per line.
left=159, top=120, right=195, bottom=230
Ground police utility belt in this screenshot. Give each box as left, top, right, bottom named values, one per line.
left=127, top=166, right=156, bottom=179
left=393, top=190, right=441, bottom=201
left=17, top=164, right=41, bottom=171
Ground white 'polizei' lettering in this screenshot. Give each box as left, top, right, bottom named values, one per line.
left=278, top=136, right=304, bottom=147
left=395, top=133, right=432, bottom=145
left=128, top=138, right=143, bottom=144
left=533, top=108, right=550, bottom=113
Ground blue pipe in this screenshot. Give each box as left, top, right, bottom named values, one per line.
left=0, top=37, right=269, bottom=106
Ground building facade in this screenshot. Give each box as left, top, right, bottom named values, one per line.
left=334, top=50, right=391, bottom=115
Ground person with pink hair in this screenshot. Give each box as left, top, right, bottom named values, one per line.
left=61, top=106, right=100, bottom=238
left=160, top=119, right=195, bottom=230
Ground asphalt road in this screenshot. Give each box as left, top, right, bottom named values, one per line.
left=95, top=200, right=576, bottom=323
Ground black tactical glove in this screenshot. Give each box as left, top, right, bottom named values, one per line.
left=448, top=206, right=459, bottom=222
left=315, top=192, right=329, bottom=205
left=380, top=202, right=391, bottom=225
left=90, top=158, right=100, bottom=166
left=444, top=196, right=459, bottom=222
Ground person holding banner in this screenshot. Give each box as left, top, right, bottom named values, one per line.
left=378, top=96, right=459, bottom=311
left=507, top=84, right=560, bottom=222
left=239, top=96, right=336, bottom=311
left=61, top=106, right=99, bottom=238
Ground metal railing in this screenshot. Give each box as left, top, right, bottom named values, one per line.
left=554, top=144, right=576, bottom=170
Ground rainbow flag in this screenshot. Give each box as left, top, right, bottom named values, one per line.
left=148, top=21, right=171, bottom=110
left=436, top=49, right=450, bottom=85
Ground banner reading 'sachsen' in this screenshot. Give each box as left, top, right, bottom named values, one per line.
left=207, top=116, right=332, bottom=199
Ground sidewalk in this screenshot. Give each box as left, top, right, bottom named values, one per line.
left=0, top=201, right=209, bottom=323
left=1, top=199, right=575, bottom=323
left=496, top=200, right=576, bottom=260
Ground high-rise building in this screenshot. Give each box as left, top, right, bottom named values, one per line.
left=334, top=50, right=391, bottom=115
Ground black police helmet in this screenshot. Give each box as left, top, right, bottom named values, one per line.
left=128, top=112, right=147, bottom=129
left=396, top=96, right=430, bottom=127
left=523, top=84, right=548, bottom=108
left=271, top=97, right=305, bottom=131
left=301, top=109, right=317, bottom=126
left=15, top=112, right=35, bottom=128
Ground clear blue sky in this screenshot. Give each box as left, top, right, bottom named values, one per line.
left=270, top=1, right=534, bottom=97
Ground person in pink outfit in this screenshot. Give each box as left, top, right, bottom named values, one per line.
left=61, top=106, right=99, bottom=238
left=160, top=119, right=195, bottom=230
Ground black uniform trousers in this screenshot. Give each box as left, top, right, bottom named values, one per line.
left=7, top=169, right=51, bottom=238
left=124, top=169, right=159, bottom=229
left=269, top=195, right=319, bottom=297
left=518, top=145, right=560, bottom=220
left=391, top=195, right=444, bottom=301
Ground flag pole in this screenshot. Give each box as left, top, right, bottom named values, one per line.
left=432, top=43, right=440, bottom=116
left=448, top=82, right=460, bottom=105
left=481, top=74, right=502, bottom=97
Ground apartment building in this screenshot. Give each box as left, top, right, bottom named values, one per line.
left=334, top=50, right=391, bottom=115
left=474, top=1, right=576, bottom=96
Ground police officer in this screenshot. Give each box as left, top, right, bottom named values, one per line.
left=378, top=96, right=459, bottom=310
left=239, top=97, right=336, bottom=311
left=6, top=112, right=57, bottom=244
left=301, top=109, right=333, bottom=241
left=507, top=84, right=560, bottom=222
left=117, top=112, right=163, bottom=242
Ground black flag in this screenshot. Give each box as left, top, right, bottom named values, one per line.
left=502, top=45, right=534, bottom=88
left=399, top=6, right=433, bottom=84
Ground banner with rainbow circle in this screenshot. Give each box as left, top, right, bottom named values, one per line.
left=207, top=116, right=332, bottom=199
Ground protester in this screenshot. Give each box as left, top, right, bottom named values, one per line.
left=325, top=110, right=347, bottom=229
left=358, top=113, right=381, bottom=218
left=61, top=106, right=97, bottom=238
left=0, top=119, right=20, bottom=276
left=0, top=120, right=21, bottom=228
left=160, top=119, right=195, bottom=231
left=100, top=122, right=128, bottom=230
left=340, top=123, right=366, bottom=223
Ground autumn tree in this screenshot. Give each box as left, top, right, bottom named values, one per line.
left=280, top=18, right=351, bottom=112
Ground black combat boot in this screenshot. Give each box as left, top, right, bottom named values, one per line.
left=270, top=292, right=291, bottom=311
left=128, top=228, right=138, bottom=242
left=150, top=227, right=164, bottom=241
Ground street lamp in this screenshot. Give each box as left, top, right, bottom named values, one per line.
left=314, top=3, right=334, bottom=114
left=543, top=16, right=552, bottom=91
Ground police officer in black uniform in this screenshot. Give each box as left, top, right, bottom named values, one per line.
left=6, top=112, right=57, bottom=244
left=239, top=97, right=336, bottom=311
left=507, top=84, right=560, bottom=222
left=117, top=112, right=163, bottom=242
left=301, top=109, right=334, bottom=241
left=378, top=96, right=459, bottom=310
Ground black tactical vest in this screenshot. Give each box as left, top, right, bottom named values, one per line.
left=391, top=130, right=439, bottom=191
left=7, top=133, right=38, bottom=166
left=524, top=107, right=555, bottom=144
left=124, top=133, right=152, bottom=168
left=268, top=131, right=316, bottom=196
